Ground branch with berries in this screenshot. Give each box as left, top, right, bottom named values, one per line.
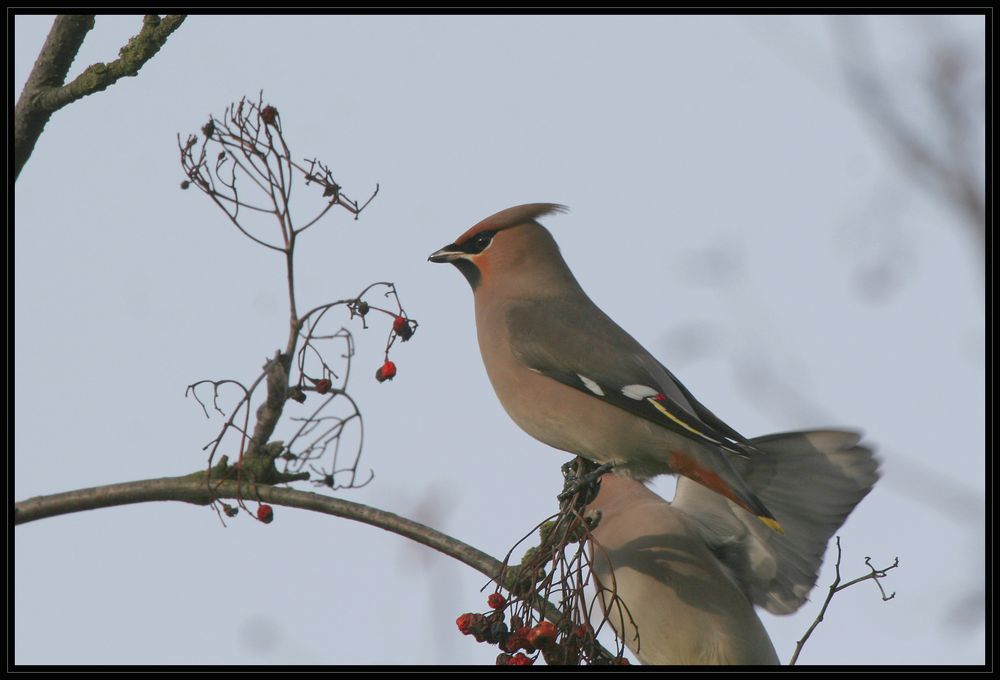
left=454, top=458, right=632, bottom=665
left=15, top=95, right=634, bottom=665
left=175, top=95, right=417, bottom=518
left=14, top=474, right=609, bottom=662
left=17, top=96, right=421, bottom=529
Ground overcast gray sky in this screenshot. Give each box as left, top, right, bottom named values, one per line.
left=14, top=14, right=984, bottom=665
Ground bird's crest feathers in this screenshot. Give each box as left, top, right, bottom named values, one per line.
left=454, top=203, right=568, bottom=245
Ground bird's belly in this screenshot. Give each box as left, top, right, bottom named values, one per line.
left=487, top=360, right=689, bottom=479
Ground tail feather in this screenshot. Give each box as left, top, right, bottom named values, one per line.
left=672, top=430, right=879, bottom=615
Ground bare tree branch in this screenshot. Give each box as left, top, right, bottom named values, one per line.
left=15, top=475, right=478, bottom=561
left=13, top=472, right=618, bottom=660
left=15, top=14, right=186, bottom=179
left=789, top=536, right=899, bottom=665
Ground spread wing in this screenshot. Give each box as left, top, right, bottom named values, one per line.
left=672, top=430, right=880, bottom=614
left=506, top=296, right=753, bottom=457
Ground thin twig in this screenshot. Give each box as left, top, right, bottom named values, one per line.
left=789, top=536, right=899, bottom=665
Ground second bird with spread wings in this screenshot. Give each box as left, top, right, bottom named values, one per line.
left=429, top=203, right=782, bottom=532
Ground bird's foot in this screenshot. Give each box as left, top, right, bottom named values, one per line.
left=558, top=461, right=614, bottom=503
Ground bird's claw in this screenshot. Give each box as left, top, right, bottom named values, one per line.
left=558, top=461, right=614, bottom=503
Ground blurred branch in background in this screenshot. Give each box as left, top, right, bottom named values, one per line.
left=666, top=248, right=985, bottom=634
left=729, top=349, right=984, bottom=522
left=830, top=16, right=985, bottom=272
left=696, top=19, right=984, bottom=635
left=664, top=15, right=985, bottom=635
left=809, top=15, right=984, bottom=525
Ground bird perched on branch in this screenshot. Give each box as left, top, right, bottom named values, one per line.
left=430, top=204, right=879, bottom=664
left=430, top=203, right=784, bottom=529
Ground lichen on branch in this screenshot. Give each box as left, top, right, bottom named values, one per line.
left=15, top=15, right=186, bottom=179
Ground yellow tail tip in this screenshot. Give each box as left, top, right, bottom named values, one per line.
left=759, top=516, right=785, bottom=534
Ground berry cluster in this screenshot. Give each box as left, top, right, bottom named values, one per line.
left=456, top=594, right=610, bottom=666
left=375, top=314, right=416, bottom=383
left=303, top=305, right=415, bottom=389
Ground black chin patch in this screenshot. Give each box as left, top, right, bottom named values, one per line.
left=452, top=259, right=481, bottom=289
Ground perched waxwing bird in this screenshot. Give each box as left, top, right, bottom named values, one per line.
left=587, top=431, right=878, bottom=665
left=430, top=204, right=783, bottom=531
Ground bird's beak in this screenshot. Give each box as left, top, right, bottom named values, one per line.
left=428, top=244, right=463, bottom=263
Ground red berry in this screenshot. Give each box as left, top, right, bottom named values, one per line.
left=392, top=315, right=415, bottom=341
left=256, top=504, right=274, bottom=523
left=313, top=378, right=332, bottom=394
left=526, top=621, right=557, bottom=647
left=260, top=105, right=278, bottom=125
left=456, top=613, right=476, bottom=635
left=488, top=593, right=506, bottom=609
left=456, top=612, right=488, bottom=639
left=375, top=360, right=397, bottom=383
left=510, top=653, right=534, bottom=666
left=501, top=632, right=533, bottom=653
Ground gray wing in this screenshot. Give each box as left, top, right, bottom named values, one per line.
left=506, top=296, right=753, bottom=456
left=672, top=430, right=880, bottom=614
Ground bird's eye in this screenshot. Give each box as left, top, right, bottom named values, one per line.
left=468, top=231, right=495, bottom=253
